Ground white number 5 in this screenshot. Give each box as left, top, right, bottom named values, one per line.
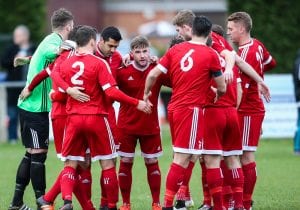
left=180, top=49, right=194, bottom=72
left=71, top=61, right=84, bottom=85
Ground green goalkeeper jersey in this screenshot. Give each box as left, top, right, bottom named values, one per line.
left=18, top=32, right=63, bottom=112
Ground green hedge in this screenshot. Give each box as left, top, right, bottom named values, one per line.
left=228, top=0, right=300, bottom=73
left=0, top=1, right=46, bottom=44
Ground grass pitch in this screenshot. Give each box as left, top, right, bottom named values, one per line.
left=0, top=127, right=300, bottom=210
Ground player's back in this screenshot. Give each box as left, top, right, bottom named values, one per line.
left=159, top=42, right=221, bottom=111
left=211, top=31, right=233, bottom=53
left=60, top=53, right=116, bottom=115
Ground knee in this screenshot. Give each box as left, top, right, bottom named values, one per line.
left=144, top=158, right=158, bottom=165
left=31, top=152, right=47, bottom=164
left=121, top=157, right=134, bottom=163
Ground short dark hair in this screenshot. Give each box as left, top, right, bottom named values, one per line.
left=192, top=16, right=212, bottom=38
left=169, top=36, right=185, bottom=48
left=68, top=25, right=83, bottom=41
left=51, top=8, right=74, bottom=30
left=75, top=25, right=97, bottom=47
left=101, top=26, right=122, bottom=42
left=130, top=36, right=149, bottom=50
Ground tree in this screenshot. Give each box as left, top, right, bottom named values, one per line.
left=0, top=0, right=46, bottom=44
left=228, top=0, right=300, bottom=73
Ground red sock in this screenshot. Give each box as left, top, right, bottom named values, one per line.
left=77, top=166, right=92, bottom=199
left=176, top=161, right=194, bottom=201
left=243, top=162, right=257, bottom=209
left=164, top=163, right=186, bottom=207
left=74, top=183, right=95, bottom=210
left=102, top=167, right=119, bottom=208
left=100, top=172, right=107, bottom=207
left=118, top=161, right=133, bottom=204
left=200, top=161, right=211, bottom=206
left=146, top=162, right=161, bottom=204
left=43, top=171, right=62, bottom=202
left=206, top=168, right=223, bottom=210
left=60, top=166, right=77, bottom=202
left=229, top=168, right=244, bottom=208
left=221, top=161, right=233, bottom=209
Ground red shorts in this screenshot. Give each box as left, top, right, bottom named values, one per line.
left=238, top=113, right=264, bottom=151
left=61, top=115, right=118, bottom=162
left=108, top=105, right=119, bottom=150
left=51, top=117, right=66, bottom=158
left=117, top=130, right=162, bottom=158
left=168, top=107, right=203, bottom=154
left=203, top=107, right=242, bottom=156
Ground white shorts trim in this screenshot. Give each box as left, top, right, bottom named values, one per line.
left=118, top=151, right=135, bottom=158
left=92, top=153, right=118, bottom=162
left=223, top=150, right=243, bottom=156
left=243, top=146, right=257, bottom=151
left=141, top=151, right=163, bottom=158
left=173, top=147, right=202, bottom=155
left=202, top=149, right=223, bottom=155
left=60, top=155, right=85, bottom=162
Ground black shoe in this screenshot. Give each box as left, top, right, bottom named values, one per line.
left=59, top=204, right=73, bottom=210
left=174, top=200, right=185, bottom=209
left=99, top=206, right=109, bottom=210
left=36, top=196, right=54, bottom=210
left=197, top=204, right=213, bottom=210
left=162, top=207, right=173, bottom=210
left=8, top=203, right=33, bottom=210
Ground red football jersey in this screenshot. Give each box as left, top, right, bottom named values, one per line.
left=238, top=38, right=276, bottom=113
left=158, top=42, right=222, bottom=111
left=211, top=31, right=233, bottom=53
left=95, top=46, right=123, bottom=79
left=205, top=55, right=240, bottom=108
left=60, top=53, right=117, bottom=115
left=116, top=62, right=168, bottom=135
left=50, top=50, right=75, bottom=118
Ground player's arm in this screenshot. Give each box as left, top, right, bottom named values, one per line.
left=263, top=55, right=277, bottom=72
left=144, top=66, right=163, bottom=102
left=235, top=54, right=271, bottom=102
left=105, top=86, right=152, bottom=114
left=212, top=71, right=227, bottom=102
left=19, top=69, right=49, bottom=100
left=220, top=49, right=235, bottom=84
left=14, top=56, right=32, bottom=67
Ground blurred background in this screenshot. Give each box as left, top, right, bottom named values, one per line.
left=0, top=0, right=299, bottom=142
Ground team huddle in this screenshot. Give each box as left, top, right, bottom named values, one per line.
left=8, top=7, right=276, bottom=210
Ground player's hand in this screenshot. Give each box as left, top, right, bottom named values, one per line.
left=14, top=56, right=30, bottom=67
left=223, top=69, right=233, bottom=84
left=19, top=87, right=31, bottom=100
left=122, top=53, right=131, bottom=67
left=210, top=86, right=222, bottom=103
left=150, top=55, right=159, bottom=64
left=66, top=86, right=90, bottom=102
left=258, top=81, right=271, bottom=103
left=137, top=100, right=152, bottom=114
left=49, top=89, right=55, bottom=101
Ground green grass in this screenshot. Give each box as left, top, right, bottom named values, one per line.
left=1, top=127, right=300, bottom=210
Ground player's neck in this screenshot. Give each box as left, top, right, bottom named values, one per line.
left=189, top=36, right=207, bottom=45
left=77, top=46, right=93, bottom=54
left=238, top=34, right=252, bottom=46
left=133, top=61, right=149, bottom=71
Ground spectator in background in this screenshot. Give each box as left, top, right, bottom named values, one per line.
left=0, top=25, right=35, bottom=144
left=293, top=49, right=300, bottom=155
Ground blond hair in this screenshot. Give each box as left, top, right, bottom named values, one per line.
left=172, top=9, right=195, bottom=27
left=130, top=36, right=149, bottom=50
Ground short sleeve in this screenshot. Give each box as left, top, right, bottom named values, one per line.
left=97, top=59, right=117, bottom=91
left=157, top=49, right=172, bottom=74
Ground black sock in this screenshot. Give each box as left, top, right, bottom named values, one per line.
left=30, top=152, right=47, bottom=199
left=64, top=199, right=72, bottom=205
left=11, top=152, right=31, bottom=206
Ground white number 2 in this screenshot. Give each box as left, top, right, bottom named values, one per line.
left=71, top=61, right=84, bottom=85
left=180, top=49, right=194, bottom=72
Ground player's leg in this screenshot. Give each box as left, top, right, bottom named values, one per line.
left=202, top=107, right=225, bottom=210
left=118, top=132, right=137, bottom=210
left=198, top=157, right=212, bottom=210
left=239, top=114, right=264, bottom=210
left=163, top=107, right=202, bottom=209
left=90, top=116, right=118, bottom=210
left=140, top=134, right=163, bottom=210
left=223, top=107, right=244, bottom=210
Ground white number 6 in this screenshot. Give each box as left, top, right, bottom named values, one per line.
left=180, top=49, right=194, bottom=72
left=71, top=61, right=84, bottom=85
